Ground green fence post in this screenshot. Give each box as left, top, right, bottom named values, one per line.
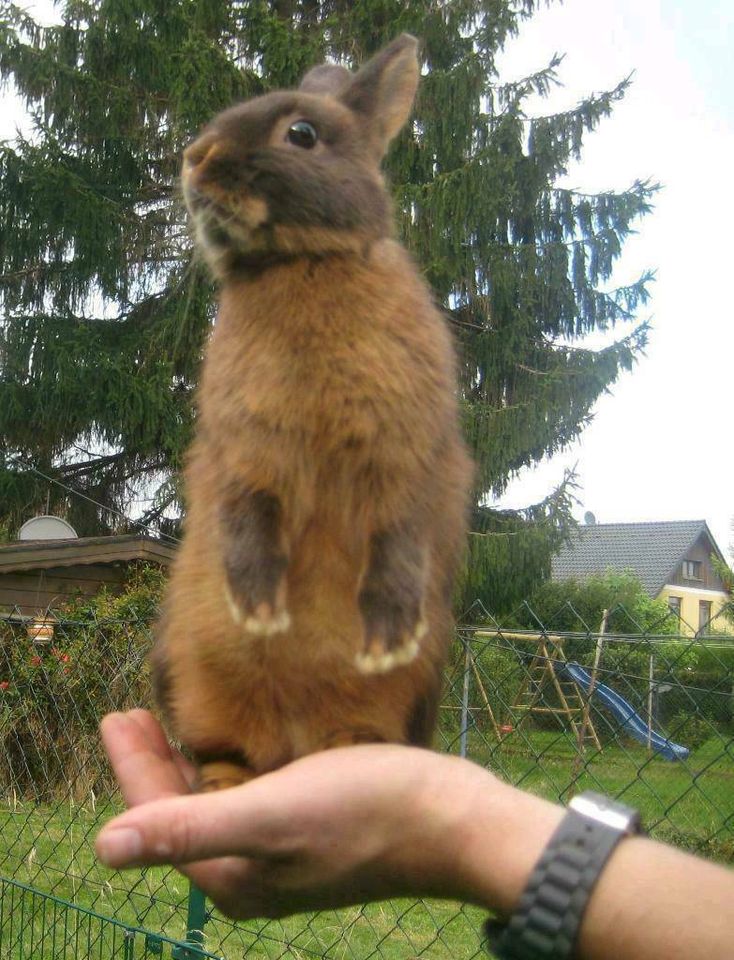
left=172, top=882, right=208, bottom=959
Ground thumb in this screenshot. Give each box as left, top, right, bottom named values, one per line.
left=95, top=779, right=293, bottom=869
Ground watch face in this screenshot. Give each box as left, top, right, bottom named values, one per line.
left=569, top=791, right=641, bottom=833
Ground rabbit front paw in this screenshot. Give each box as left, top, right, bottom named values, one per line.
left=224, top=576, right=290, bottom=637
left=355, top=591, right=427, bottom=675
left=221, top=488, right=291, bottom=637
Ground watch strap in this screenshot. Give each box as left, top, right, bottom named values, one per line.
left=485, top=795, right=638, bottom=959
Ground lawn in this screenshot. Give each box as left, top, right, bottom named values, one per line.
left=458, top=729, right=734, bottom=858
left=0, top=729, right=731, bottom=959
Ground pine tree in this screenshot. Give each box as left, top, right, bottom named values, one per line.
left=0, top=1, right=657, bottom=610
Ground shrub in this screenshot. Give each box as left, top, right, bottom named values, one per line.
left=0, top=563, right=163, bottom=801
left=518, top=570, right=678, bottom=638
left=667, top=710, right=714, bottom=750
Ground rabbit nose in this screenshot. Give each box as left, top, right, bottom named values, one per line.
left=183, top=135, right=219, bottom=169
left=182, top=138, right=228, bottom=191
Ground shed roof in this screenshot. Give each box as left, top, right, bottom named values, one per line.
left=0, top=534, right=176, bottom=574
left=551, top=520, right=724, bottom=596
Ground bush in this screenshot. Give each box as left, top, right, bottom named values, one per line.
left=518, top=570, right=678, bottom=638
left=0, top=563, right=163, bottom=801
left=667, top=710, right=714, bottom=750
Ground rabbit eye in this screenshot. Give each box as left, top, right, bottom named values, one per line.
left=287, top=120, right=318, bottom=149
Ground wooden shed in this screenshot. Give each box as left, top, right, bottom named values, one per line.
left=0, top=534, right=176, bottom=616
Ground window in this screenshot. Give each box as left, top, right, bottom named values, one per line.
left=668, top=596, right=682, bottom=621
left=682, top=559, right=703, bottom=581
left=699, top=601, right=712, bottom=635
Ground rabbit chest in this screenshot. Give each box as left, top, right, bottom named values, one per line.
left=198, top=246, right=454, bottom=515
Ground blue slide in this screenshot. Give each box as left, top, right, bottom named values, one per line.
left=559, top=662, right=690, bottom=762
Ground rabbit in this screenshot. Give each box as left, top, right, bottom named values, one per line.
left=152, top=33, right=473, bottom=792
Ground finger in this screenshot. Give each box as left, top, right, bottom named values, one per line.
left=125, top=709, right=198, bottom=788
left=124, top=709, right=174, bottom=760
left=100, top=712, right=191, bottom=807
left=172, top=857, right=359, bottom=922
left=176, top=857, right=280, bottom=921
left=95, top=774, right=294, bottom=868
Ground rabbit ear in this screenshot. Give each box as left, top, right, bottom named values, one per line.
left=300, top=63, right=352, bottom=96
left=341, top=34, right=419, bottom=158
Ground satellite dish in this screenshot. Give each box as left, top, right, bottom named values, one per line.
left=18, top=516, right=79, bottom=541
left=584, top=511, right=597, bottom=526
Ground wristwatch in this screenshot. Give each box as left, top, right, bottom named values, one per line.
left=485, top=791, right=643, bottom=959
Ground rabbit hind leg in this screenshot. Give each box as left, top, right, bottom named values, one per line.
left=319, top=729, right=388, bottom=749
left=193, top=749, right=257, bottom=792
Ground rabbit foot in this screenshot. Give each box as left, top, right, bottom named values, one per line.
left=320, top=729, right=387, bottom=749
left=197, top=760, right=256, bottom=792
left=355, top=619, right=427, bottom=675
left=224, top=583, right=291, bottom=636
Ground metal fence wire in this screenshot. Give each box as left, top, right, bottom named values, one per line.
left=0, top=602, right=732, bottom=959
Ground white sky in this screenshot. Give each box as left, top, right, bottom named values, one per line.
left=2, top=0, right=732, bottom=554
left=496, top=0, right=734, bottom=555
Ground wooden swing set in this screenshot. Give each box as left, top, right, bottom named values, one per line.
left=468, top=610, right=609, bottom=755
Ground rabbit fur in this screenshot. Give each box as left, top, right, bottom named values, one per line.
left=153, top=34, right=473, bottom=791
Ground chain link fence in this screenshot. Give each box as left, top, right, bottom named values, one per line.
left=0, top=601, right=732, bottom=958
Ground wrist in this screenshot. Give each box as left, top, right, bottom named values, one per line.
left=448, top=770, right=564, bottom=916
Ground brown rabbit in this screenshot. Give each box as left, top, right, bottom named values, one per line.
left=153, top=34, right=473, bottom=791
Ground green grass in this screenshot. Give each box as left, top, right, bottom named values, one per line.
left=0, top=729, right=732, bottom=958
left=0, top=800, right=487, bottom=959
left=459, top=729, right=734, bottom=859
left=0, top=877, right=210, bottom=960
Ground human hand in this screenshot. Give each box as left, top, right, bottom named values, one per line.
left=96, top=710, right=561, bottom=920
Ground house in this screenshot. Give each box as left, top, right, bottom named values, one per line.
left=0, top=533, right=176, bottom=617
left=551, top=520, right=730, bottom=634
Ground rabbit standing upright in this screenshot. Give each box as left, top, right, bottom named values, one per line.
left=153, top=34, right=473, bottom=791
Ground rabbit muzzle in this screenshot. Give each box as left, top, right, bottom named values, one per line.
left=183, top=142, right=269, bottom=227
left=182, top=141, right=274, bottom=274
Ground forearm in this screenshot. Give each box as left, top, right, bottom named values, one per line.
left=439, top=771, right=734, bottom=960
left=575, top=835, right=732, bottom=960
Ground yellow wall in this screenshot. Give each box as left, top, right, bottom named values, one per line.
left=658, top=584, right=732, bottom=635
